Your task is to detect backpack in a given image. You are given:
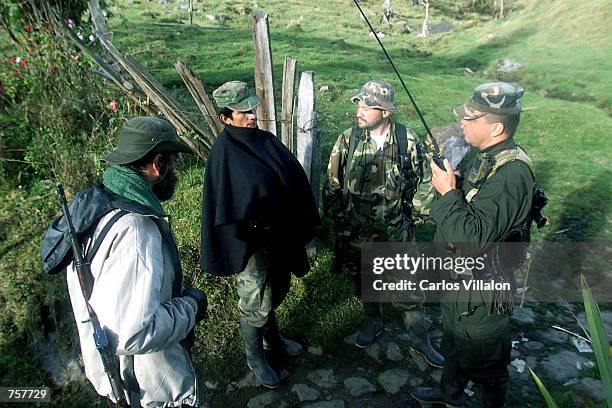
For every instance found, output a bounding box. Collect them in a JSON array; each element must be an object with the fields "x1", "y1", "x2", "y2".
[{"x1": 41, "y1": 185, "x2": 152, "y2": 275}]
